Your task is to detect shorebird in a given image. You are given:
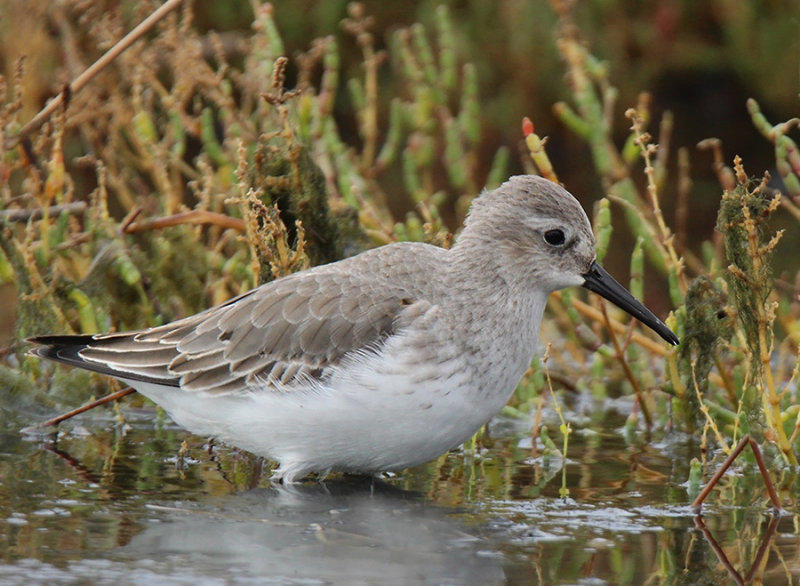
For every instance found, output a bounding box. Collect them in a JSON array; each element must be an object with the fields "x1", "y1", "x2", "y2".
[{"x1": 29, "y1": 175, "x2": 678, "y2": 482}]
